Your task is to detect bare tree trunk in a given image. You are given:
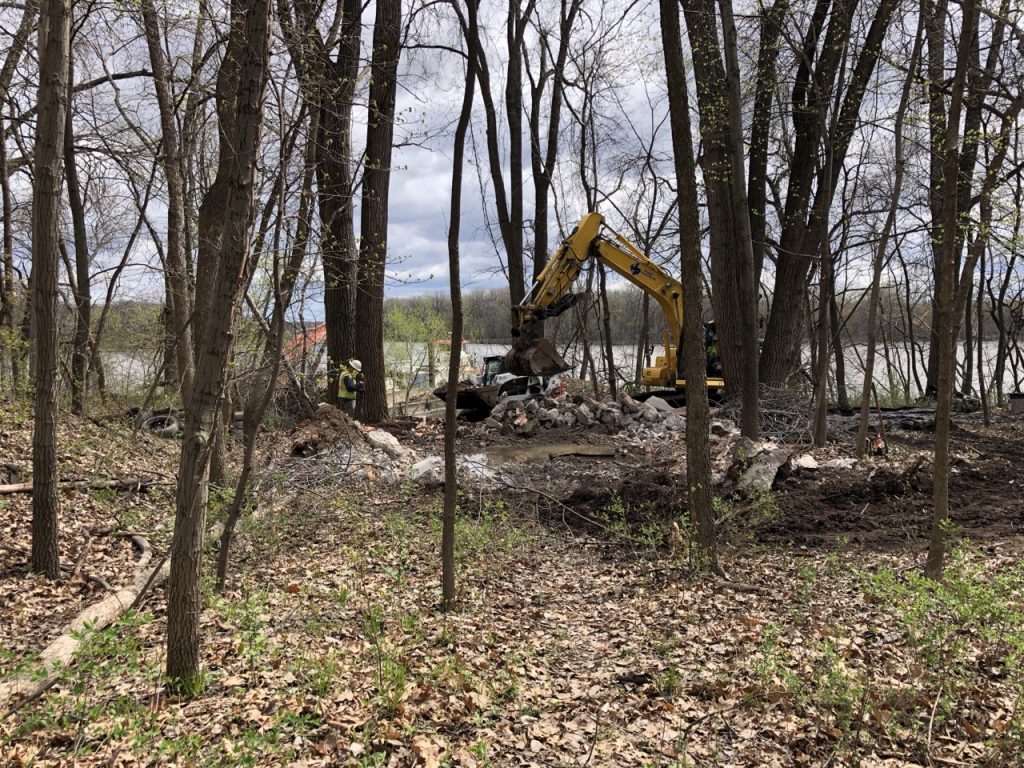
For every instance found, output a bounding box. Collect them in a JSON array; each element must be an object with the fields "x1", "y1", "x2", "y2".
[
  {"x1": 30, "y1": 0, "x2": 70, "y2": 579},
  {"x1": 977, "y1": 241, "x2": 989, "y2": 425},
  {"x1": 760, "y1": 0, "x2": 898, "y2": 385},
  {"x1": 661, "y1": 0, "x2": 719, "y2": 573},
  {"x1": 926, "y1": 0, "x2": 975, "y2": 579},
  {"x1": 0, "y1": 112, "x2": 16, "y2": 393},
  {"x1": 193, "y1": 14, "x2": 248, "y2": 485},
  {"x1": 472, "y1": 0, "x2": 537, "y2": 315},
  {"x1": 167, "y1": 0, "x2": 269, "y2": 689},
  {"x1": 64, "y1": 67, "x2": 91, "y2": 415},
  {"x1": 355, "y1": 0, "x2": 402, "y2": 424},
  {"x1": 217, "y1": 109, "x2": 317, "y2": 591},
  {"x1": 716, "y1": 0, "x2": 760, "y2": 438},
  {"x1": 527, "y1": 0, "x2": 579, "y2": 283},
  {"x1": 812, "y1": 256, "x2": 831, "y2": 446},
  {"x1": 598, "y1": 266, "x2": 616, "y2": 397},
  {"x1": 635, "y1": 293, "x2": 649, "y2": 385},
  {"x1": 747, "y1": 0, "x2": 788, "y2": 285},
  {"x1": 278, "y1": 0, "x2": 362, "y2": 403},
  {"x1": 442, "y1": 0, "x2": 479, "y2": 610},
  {"x1": 857, "y1": 16, "x2": 921, "y2": 456},
  {"x1": 830, "y1": 296, "x2": 849, "y2": 410},
  {"x1": 140, "y1": 0, "x2": 194, "y2": 404},
  {"x1": 1, "y1": 1, "x2": 38, "y2": 393}
]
